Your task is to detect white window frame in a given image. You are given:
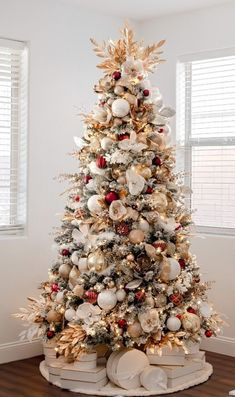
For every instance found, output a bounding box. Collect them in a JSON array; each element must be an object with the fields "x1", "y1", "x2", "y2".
[
  {"x1": 0, "y1": 38, "x2": 28, "y2": 236},
  {"x1": 176, "y1": 47, "x2": 235, "y2": 236}
]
